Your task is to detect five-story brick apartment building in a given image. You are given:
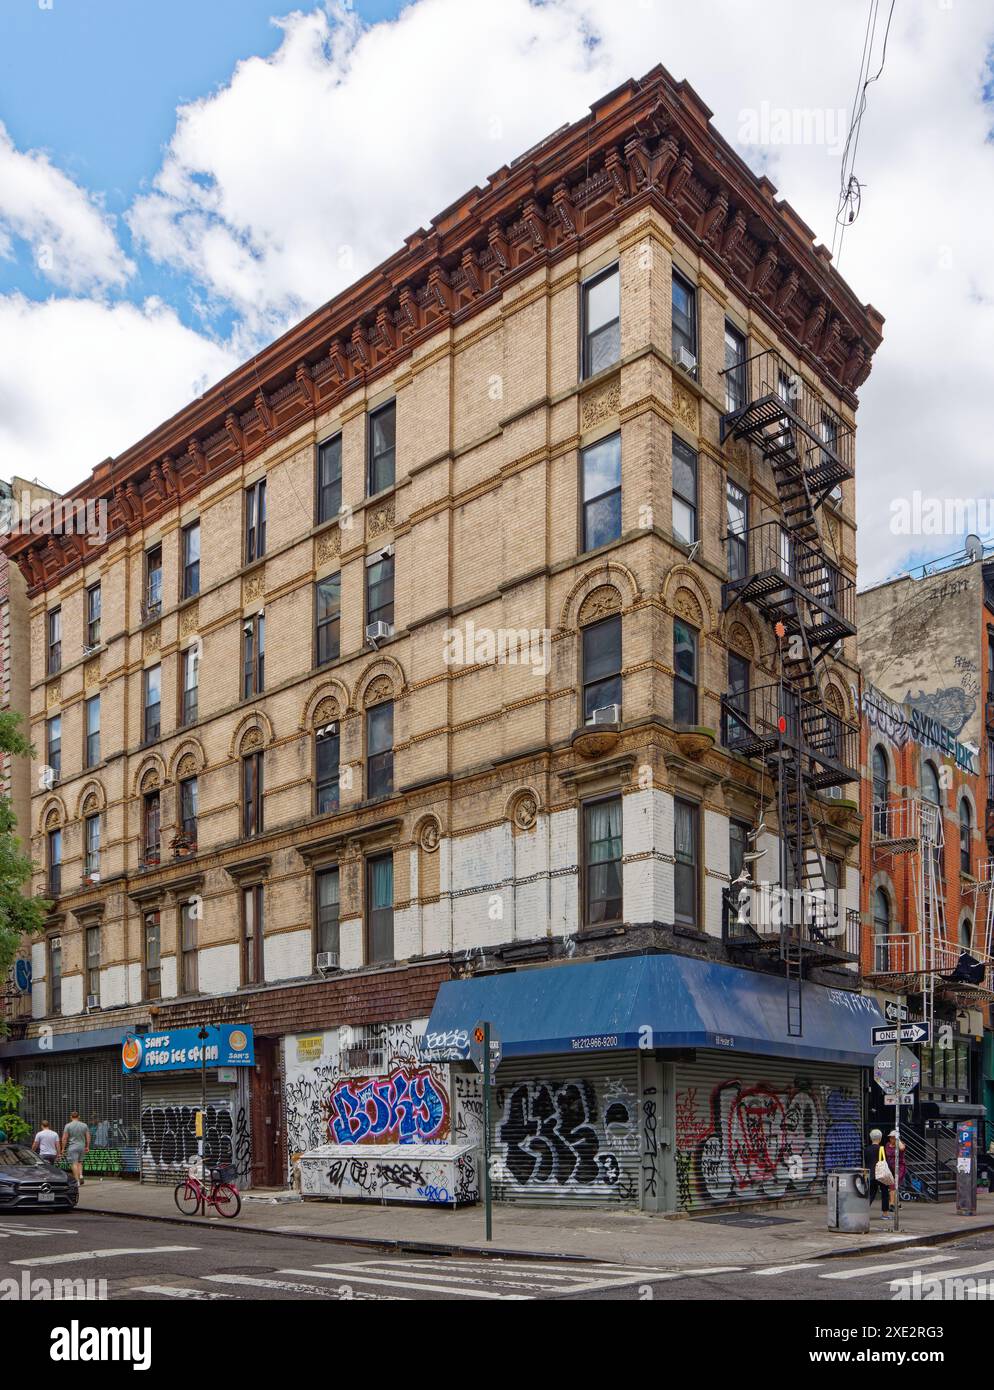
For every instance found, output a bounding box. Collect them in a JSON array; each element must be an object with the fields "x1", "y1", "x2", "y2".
[{"x1": 2, "y1": 67, "x2": 884, "y2": 1209}]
